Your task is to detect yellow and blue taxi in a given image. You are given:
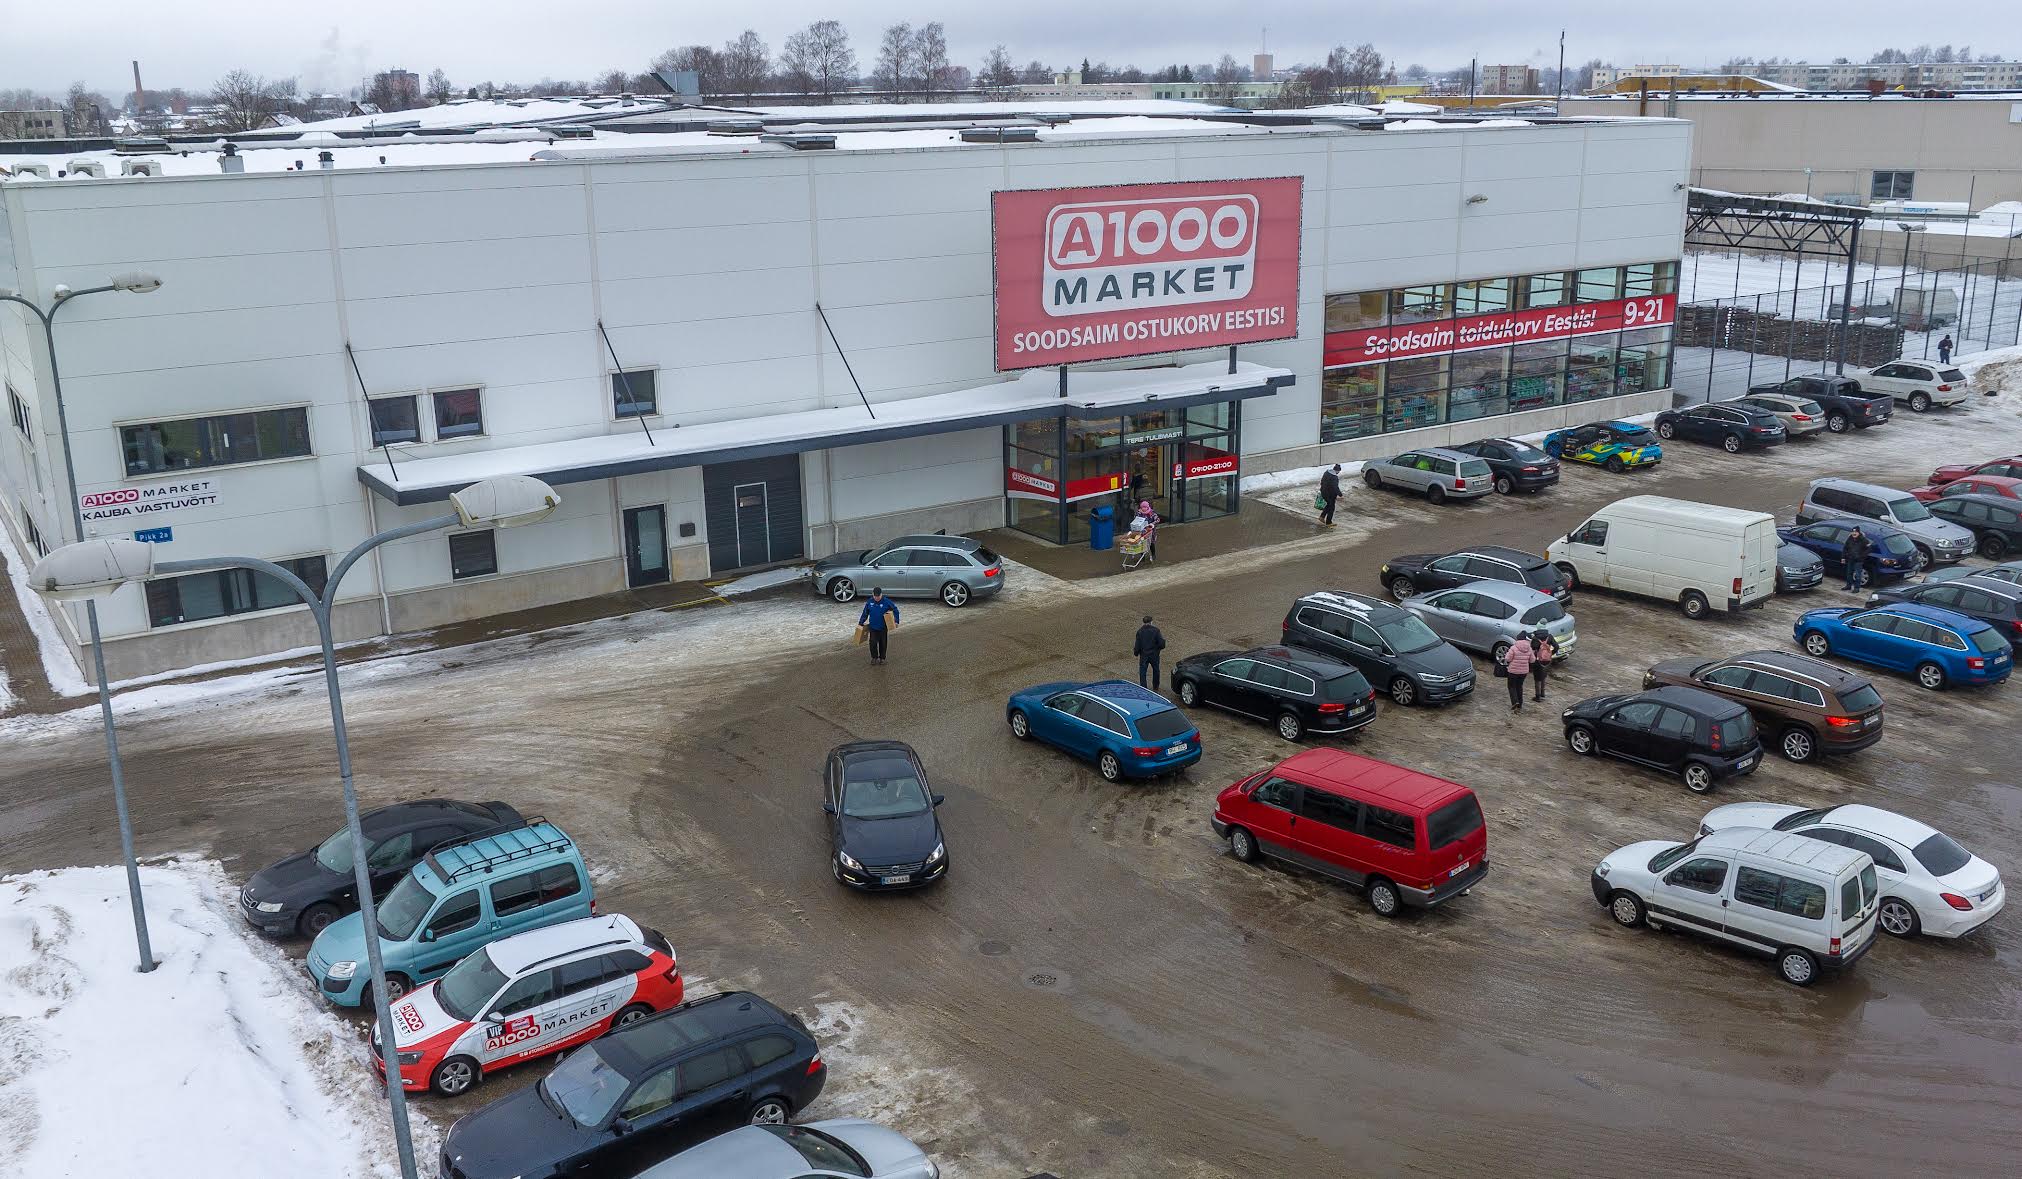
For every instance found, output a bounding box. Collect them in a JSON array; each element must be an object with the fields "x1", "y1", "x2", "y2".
[{"x1": 1543, "y1": 420, "x2": 1664, "y2": 473}]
